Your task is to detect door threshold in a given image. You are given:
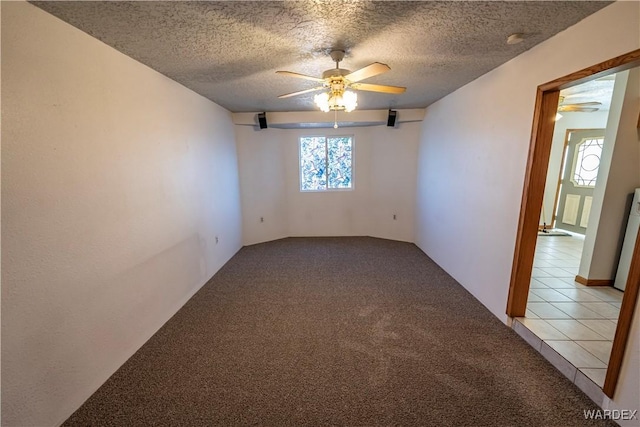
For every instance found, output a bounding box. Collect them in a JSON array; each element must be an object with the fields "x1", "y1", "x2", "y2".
[{"x1": 511, "y1": 317, "x2": 606, "y2": 408}]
